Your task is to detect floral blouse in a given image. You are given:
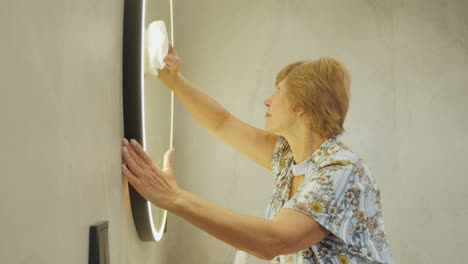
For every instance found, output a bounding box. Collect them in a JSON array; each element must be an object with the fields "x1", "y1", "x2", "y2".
[{"x1": 265, "y1": 135, "x2": 394, "y2": 264}]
